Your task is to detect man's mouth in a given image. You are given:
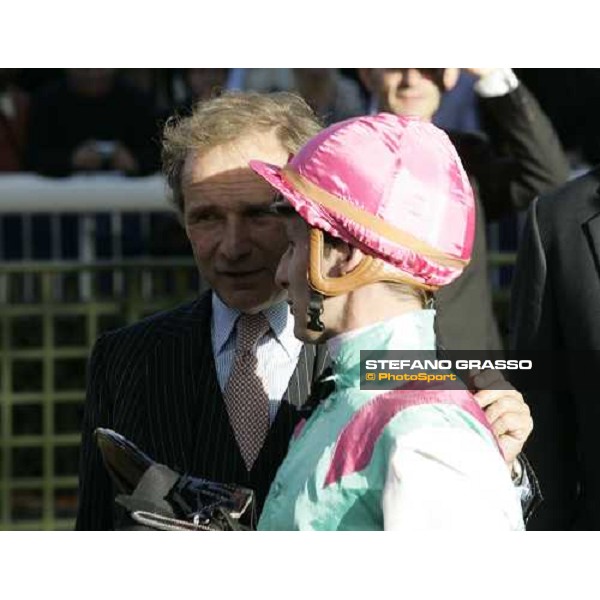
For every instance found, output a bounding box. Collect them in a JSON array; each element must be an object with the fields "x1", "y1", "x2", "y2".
[
  {"x1": 396, "y1": 92, "x2": 423, "y2": 100},
  {"x1": 218, "y1": 269, "x2": 263, "y2": 277}
]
